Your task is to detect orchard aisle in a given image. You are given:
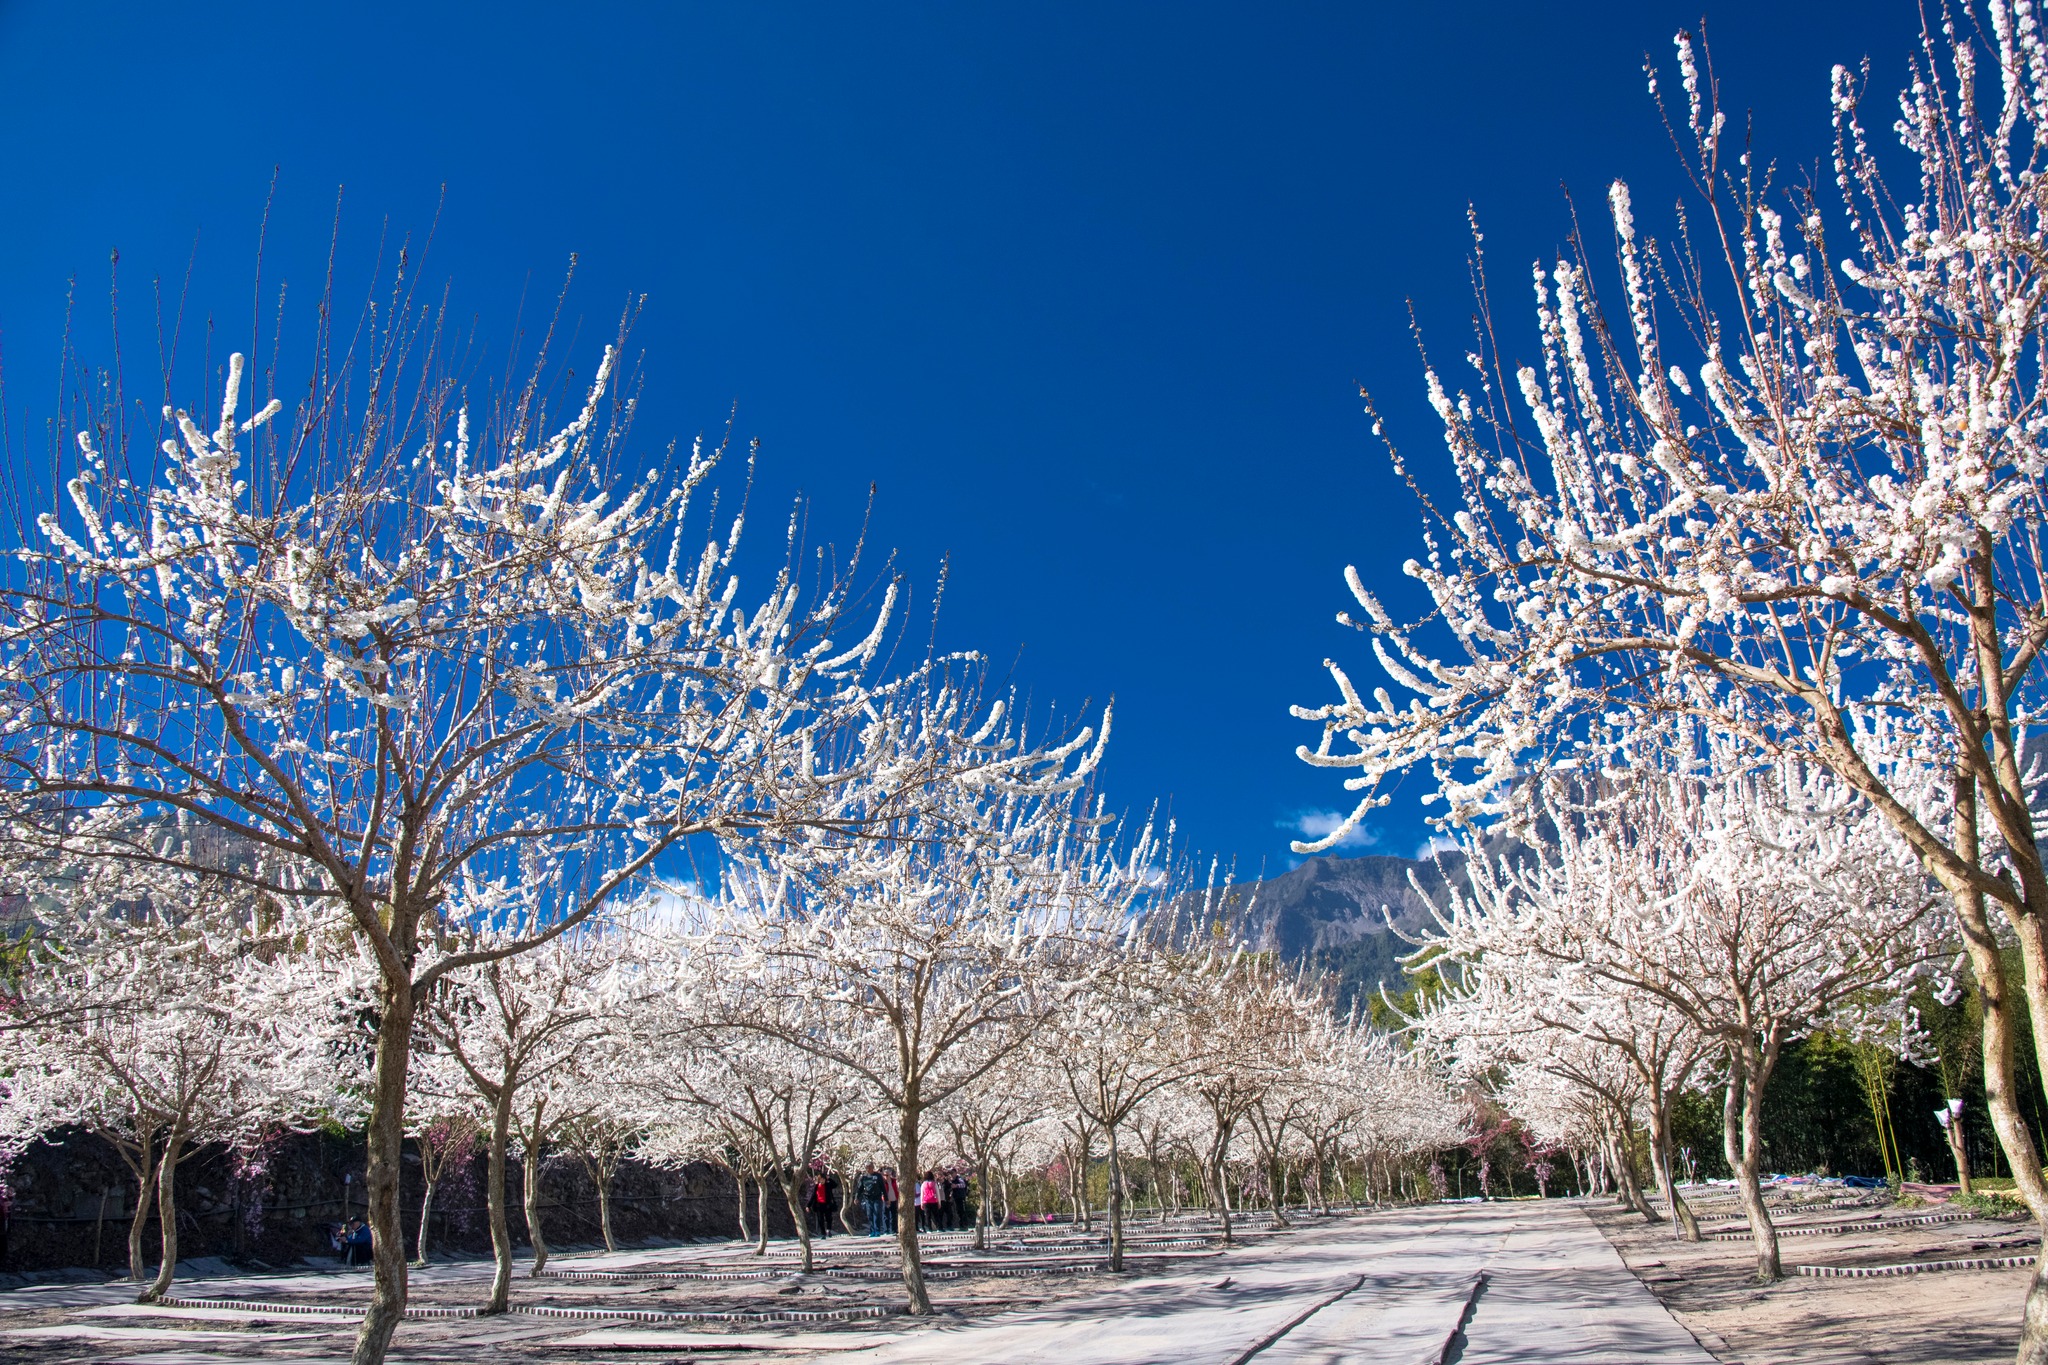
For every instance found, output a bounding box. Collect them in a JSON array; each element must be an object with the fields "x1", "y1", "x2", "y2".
[
  {"x1": 1446, "y1": 1202, "x2": 1717, "y2": 1365},
  {"x1": 834, "y1": 1201, "x2": 1714, "y2": 1365},
  {"x1": 0, "y1": 1202, "x2": 1722, "y2": 1363}
]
